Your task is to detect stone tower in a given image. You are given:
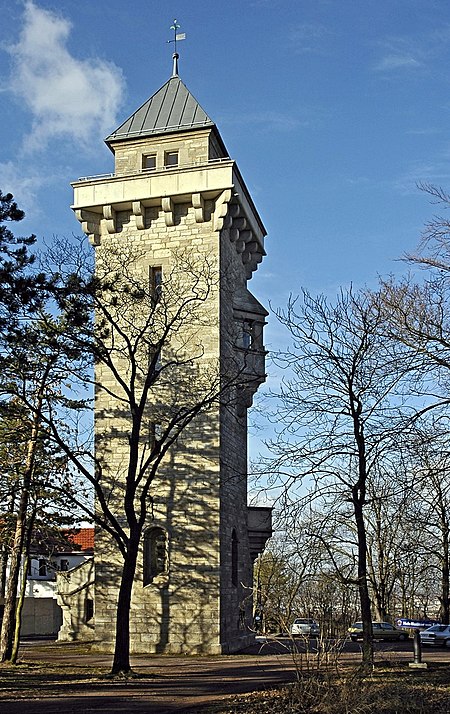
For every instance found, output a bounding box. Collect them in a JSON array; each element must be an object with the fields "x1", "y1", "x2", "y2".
[{"x1": 71, "y1": 62, "x2": 272, "y2": 654}]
